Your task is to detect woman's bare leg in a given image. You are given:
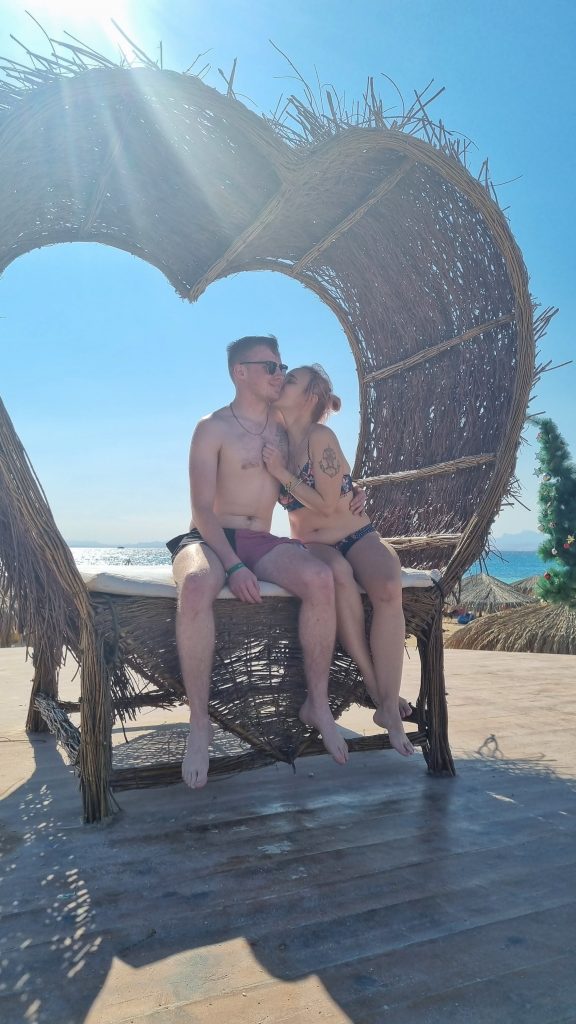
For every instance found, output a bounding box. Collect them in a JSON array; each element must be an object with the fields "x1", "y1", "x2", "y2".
[
  {"x1": 306, "y1": 543, "x2": 379, "y2": 701},
  {"x1": 307, "y1": 542, "x2": 412, "y2": 718},
  {"x1": 346, "y1": 534, "x2": 414, "y2": 756},
  {"x1": 253, "y1": 543, "x2": 348, "y2": 765}
]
